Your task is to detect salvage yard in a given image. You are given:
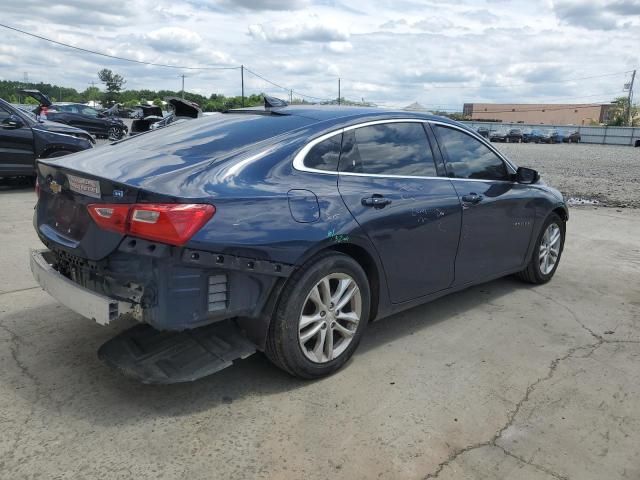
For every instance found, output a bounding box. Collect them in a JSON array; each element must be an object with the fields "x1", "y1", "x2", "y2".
[{"x1": 1, "y1": 142, "x2": 639, "y2": 479}]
